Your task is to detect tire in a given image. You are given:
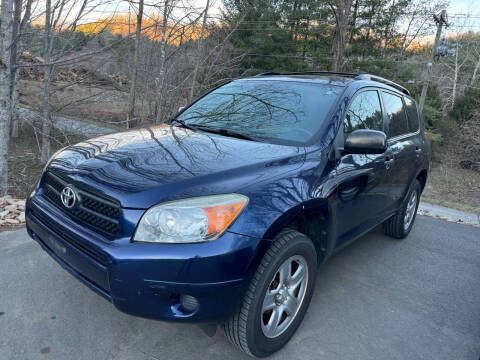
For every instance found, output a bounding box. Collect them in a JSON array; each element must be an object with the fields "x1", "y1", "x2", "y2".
[
  {"x1": 223, "y1": 229, "x2": 317, "y2": 357},
  {"x1": 383, "y1": 179, "x2": 421, "y2": 239}
]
